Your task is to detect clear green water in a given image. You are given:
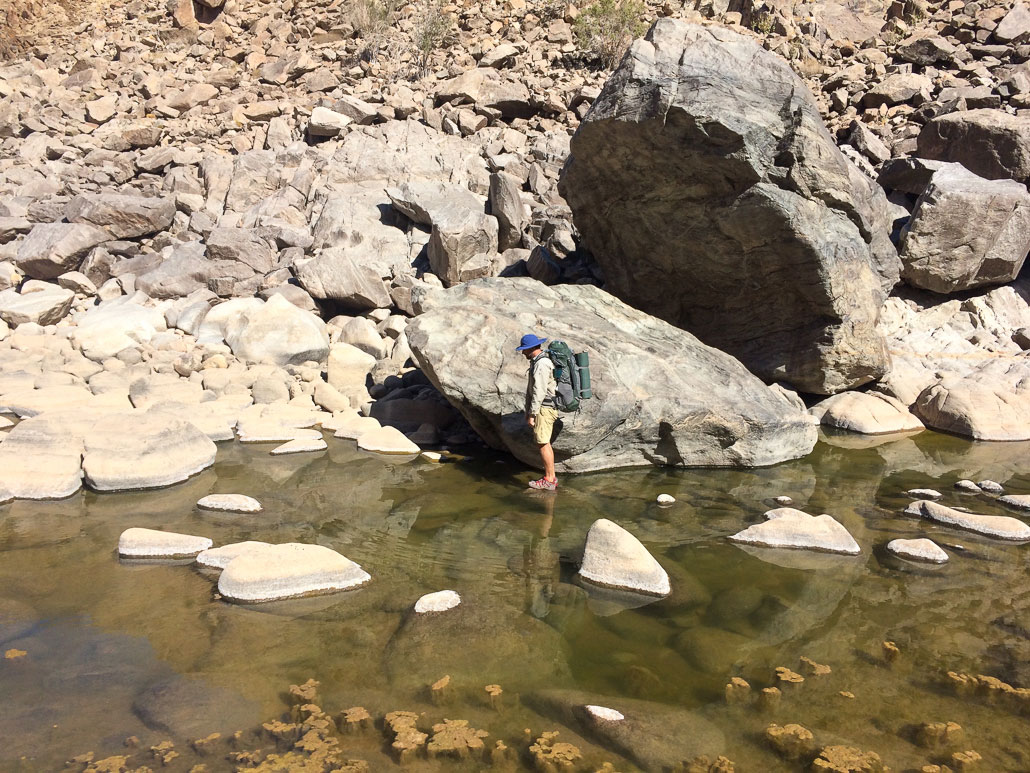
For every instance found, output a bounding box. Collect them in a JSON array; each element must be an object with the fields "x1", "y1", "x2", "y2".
[{"x1": 4, "y1": 430, "x2": 1030, "y2": 771}]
